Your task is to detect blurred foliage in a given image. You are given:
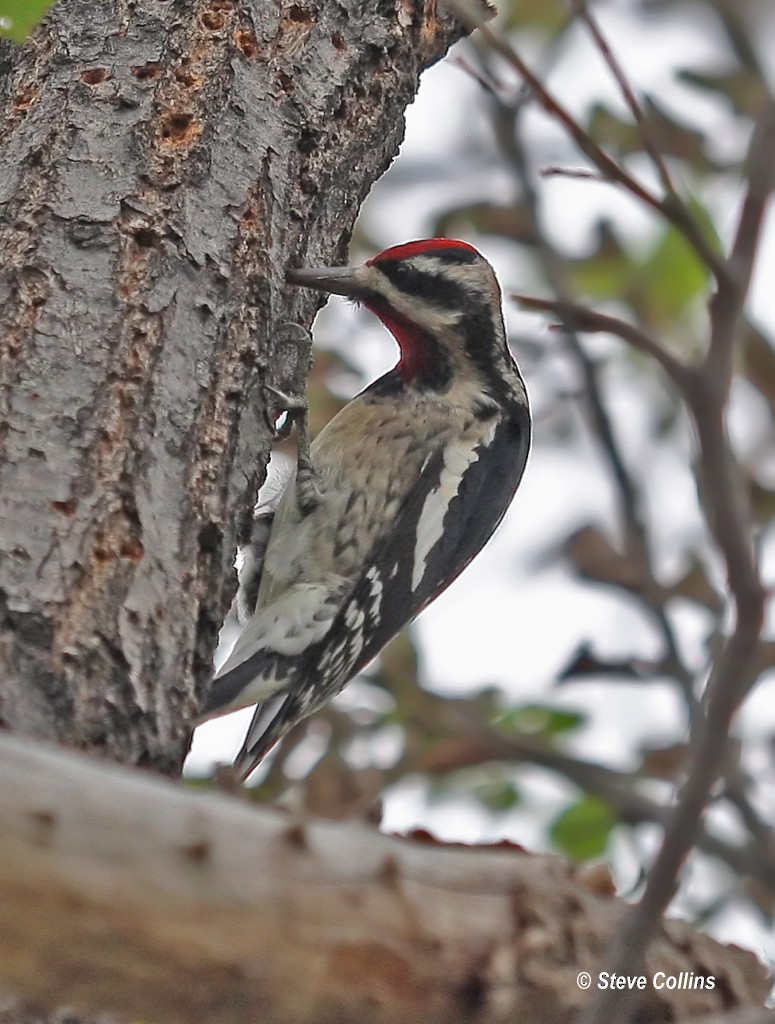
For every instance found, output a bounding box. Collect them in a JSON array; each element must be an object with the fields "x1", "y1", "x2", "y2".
[
  {"x1": 495, "y1": 703, "x2": 586, "y2": 738},
  {"x1": 556, "y1": 200, "x2": 717, "y2": 333},
  {"x1": 497, "y1": 0, "x2": 569, "y2": 34},
  {"x1": 472, "y1": 777, "x2": 522, "y2": 812},
  {"x1": 0, "y1": 0, "x2": 53, "y2": 41},
  {"x1": 199, "y1": 0, "x2": 775, "y2": 937},
  {"x1": 434, "y1": 200, "x2": 538, "y2": 244},
  {"x1": 550, "y1": 795, "x2": 618, "y2": 860},
  {"x1": 676, "y1": 67, "x2": 770, "y2": 119},
  {"x1": 586, "y1": 98, "x2": 728, "y2": 172}
]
